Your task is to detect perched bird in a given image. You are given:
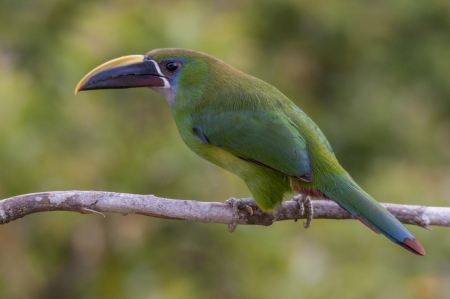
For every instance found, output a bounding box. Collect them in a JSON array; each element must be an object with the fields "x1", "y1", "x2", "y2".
[{"x1": 75, "y1": 48, "x2": 425, "y2": 255}]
